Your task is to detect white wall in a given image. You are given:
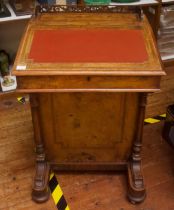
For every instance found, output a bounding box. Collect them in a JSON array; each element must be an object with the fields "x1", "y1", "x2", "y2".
[{"x1": 0, "y1": 19, "x2": 29, "y2": 62}]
